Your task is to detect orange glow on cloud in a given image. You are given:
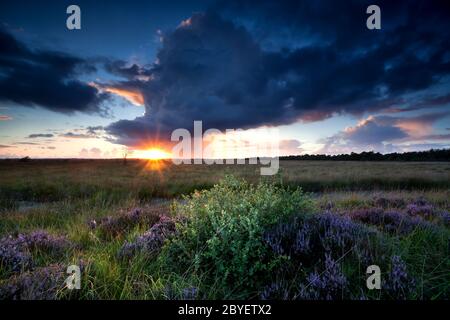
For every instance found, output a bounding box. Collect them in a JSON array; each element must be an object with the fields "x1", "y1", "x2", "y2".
[
  {"x1": 395, "y1": 120, "x2": 433, "y2": 137},
  {"x1": 88, "y1": 82, "x2": 144, "y2": 106},
  {"x1": 0, "y1": 115, "x2": 12, "y2": 121},
  {"x1": 103, "y1": 87, "x2": 145, "y2": 106}
]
